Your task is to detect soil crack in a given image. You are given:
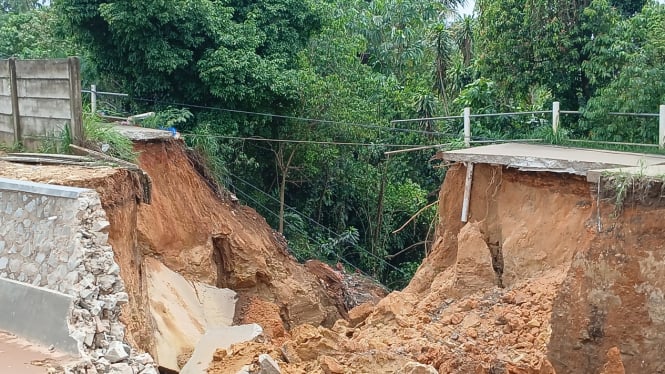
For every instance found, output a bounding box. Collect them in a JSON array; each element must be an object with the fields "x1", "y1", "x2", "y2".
[{"x1": 488, "y1": 241, "x2": 504, "y2": 288}]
